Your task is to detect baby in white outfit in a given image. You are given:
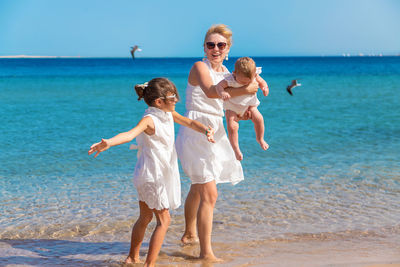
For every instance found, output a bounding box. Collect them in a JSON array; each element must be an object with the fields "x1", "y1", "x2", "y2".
[{"x1": 215, "y1": 57, "x2": 269, "y2": 160}]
